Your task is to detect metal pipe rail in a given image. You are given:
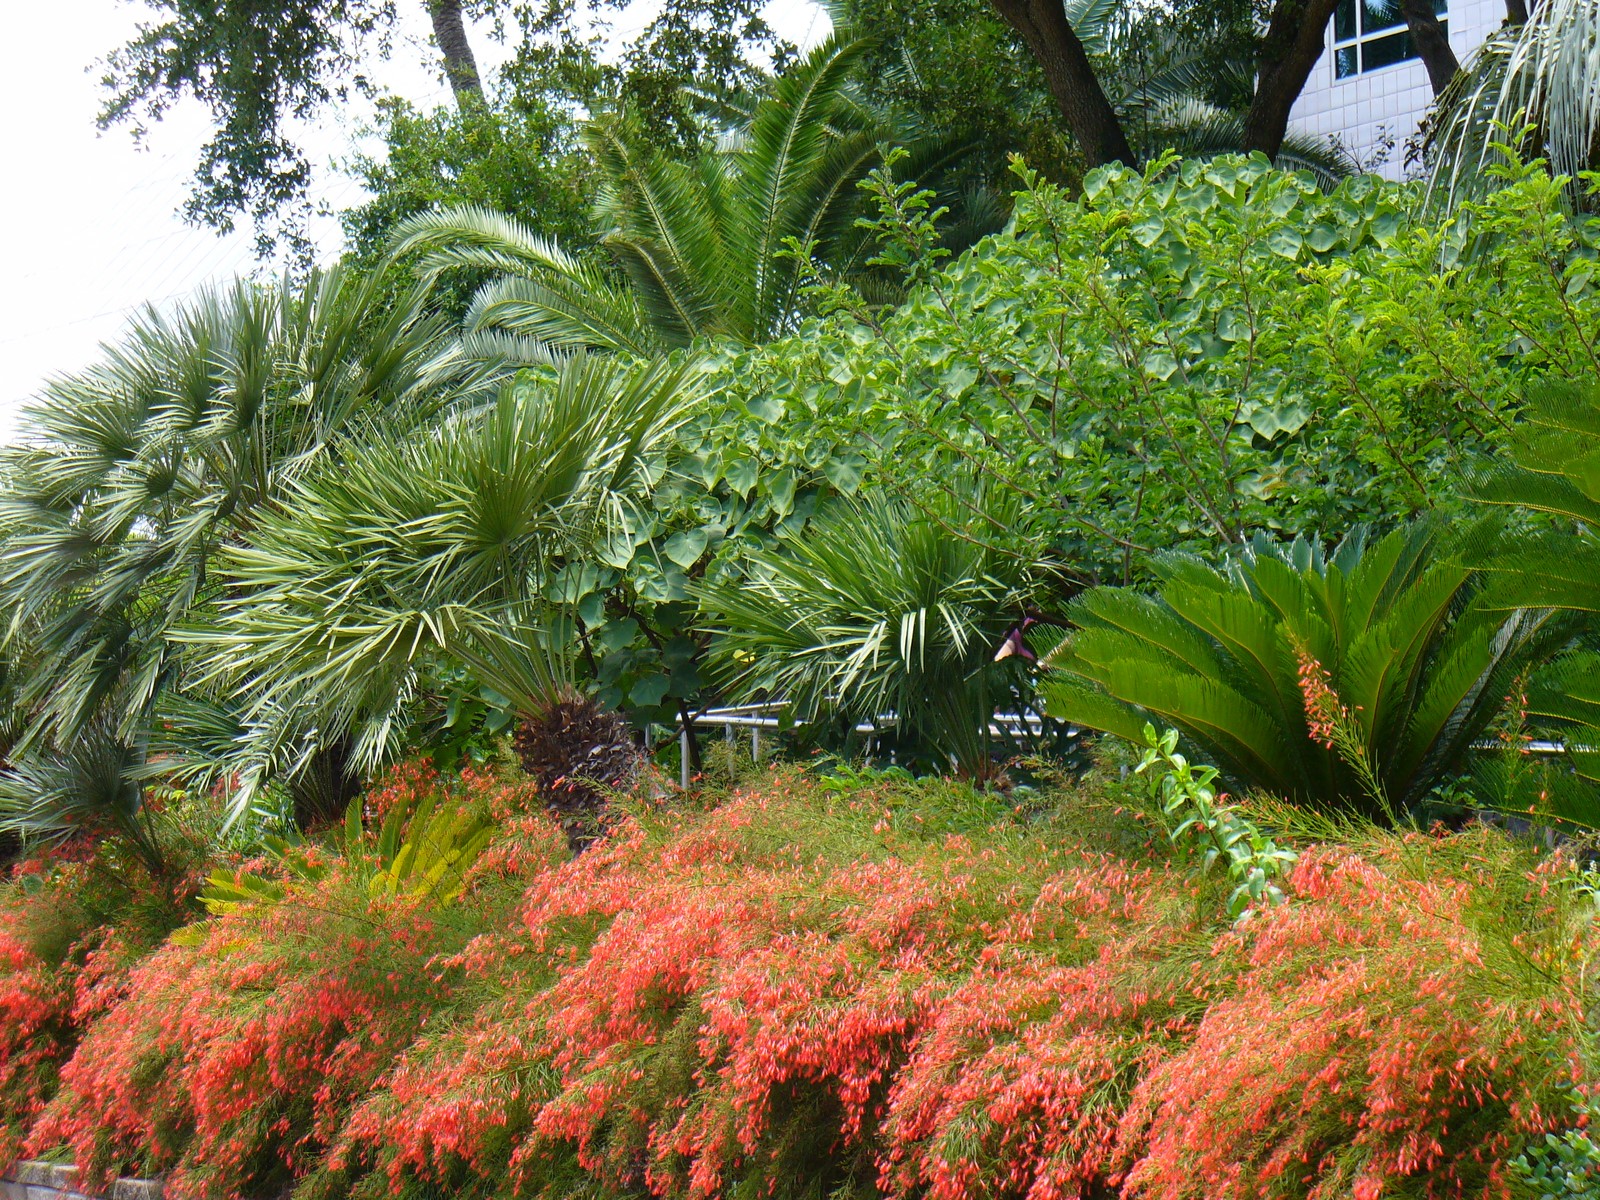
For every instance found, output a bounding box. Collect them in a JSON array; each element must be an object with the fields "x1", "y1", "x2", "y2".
[{"x1": 662, "y1": 703, "x2": 1063, "y2": 790}]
